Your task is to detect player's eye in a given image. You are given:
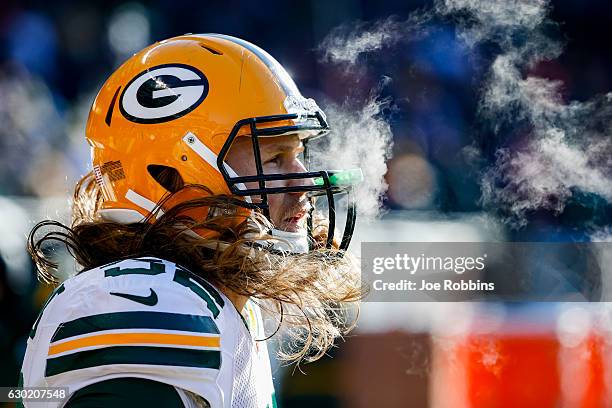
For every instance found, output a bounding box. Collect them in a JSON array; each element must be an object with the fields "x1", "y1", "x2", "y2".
[{"x1": 264, "y1": 155, "x2": 280, "y2": 165}]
